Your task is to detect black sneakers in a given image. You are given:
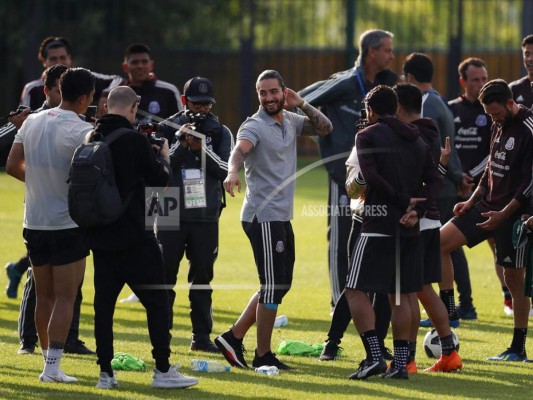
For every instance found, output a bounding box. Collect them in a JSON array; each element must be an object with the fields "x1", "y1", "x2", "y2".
[
  {"x1": 214, "y1": 329, "x2": 249, "y2": 368},
  {"x1": 17, "y1": 342, "x2": 36, "y2": 355},
  {"x1": 252, "y1": 350, "x2": 291, "y2": 370},
  {"x1": 64, "y1": 339, "x2": 96, "y2": 355},
  {"x1": 190, "y1": 340, "x2": 220, "y2": 353},
  {"x1": 319, "y1": 340, "x2": 341, "y2": 361},
  {"x1": 381, "y1": 365, "x2": 409, "y2": 379},
  {"x1": 381, "y1": 346, "x2": 394, "y2": 361},
  {"x1": 348, "y1": 358, "x2": 387, "y2": 380}
]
